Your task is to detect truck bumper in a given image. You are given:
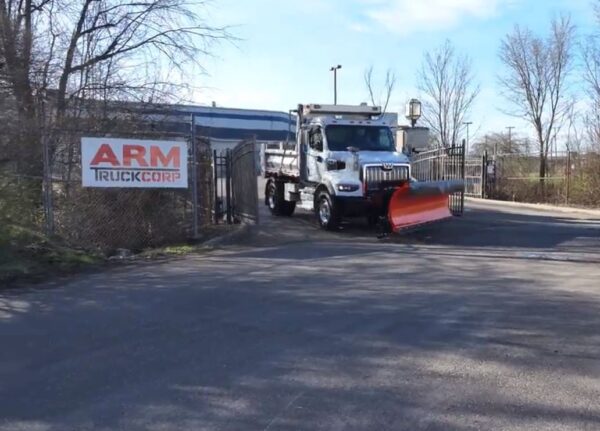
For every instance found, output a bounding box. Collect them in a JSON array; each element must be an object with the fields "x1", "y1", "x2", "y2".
[{"x1": 334, "y1": 195, "x2": 386, "y2": 217}]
